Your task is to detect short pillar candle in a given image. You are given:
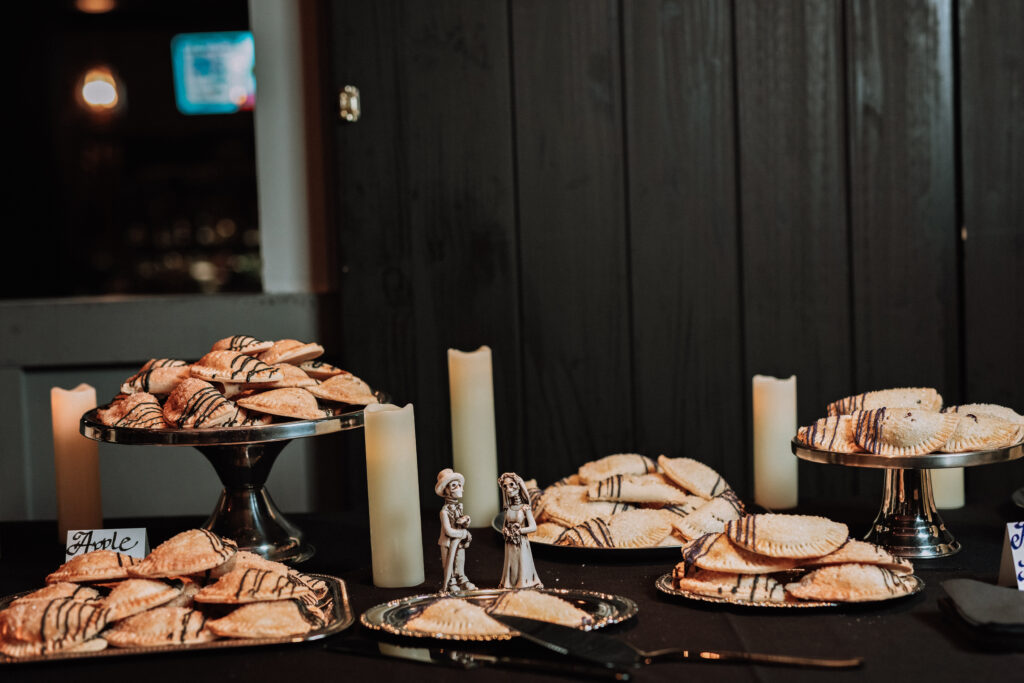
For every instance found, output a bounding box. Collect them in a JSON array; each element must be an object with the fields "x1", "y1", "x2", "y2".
[{"x1": 363, "y1": 403, "x2": 425, "y2": 588}]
